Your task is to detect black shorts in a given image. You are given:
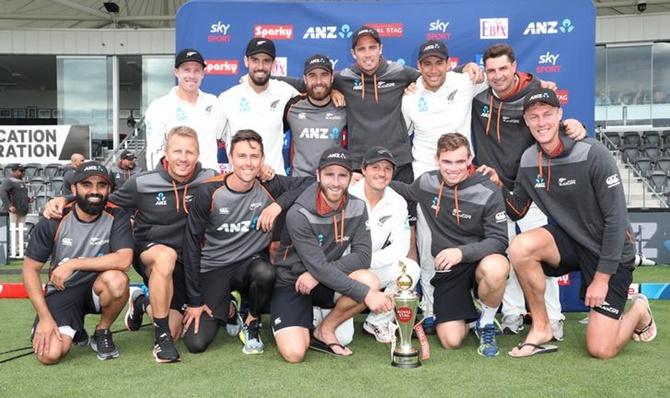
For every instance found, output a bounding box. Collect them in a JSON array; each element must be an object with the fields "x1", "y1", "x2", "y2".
[
  {"x1": 270, "y1": 284, "x2": 336, "y2": 333},
  {"x1": 541, "y1": 224, "x2": 634, "y2": 320},
  {"x1": 201, "y1": 254, "x2": 269, "y2": 321},
  {"x1": 133, "y1": 241, "x2": 187, "y2": 313},
  {"x1": 32, "y1": 278, "x2": 99, "y2": 339},
  {"x1": 393, "y1": 163, "x2": 416, "y2": 225},
  {"x1": 431, "y1": 262, "x2": 480, "y2": 324}
]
